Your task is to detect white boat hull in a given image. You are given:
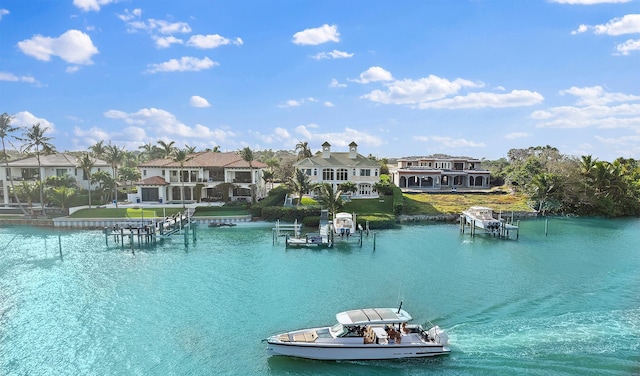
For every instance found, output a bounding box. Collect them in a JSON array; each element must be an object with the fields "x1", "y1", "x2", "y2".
[{"x1": 266, "y1": 341, "x2": 450, "y2": 360}]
